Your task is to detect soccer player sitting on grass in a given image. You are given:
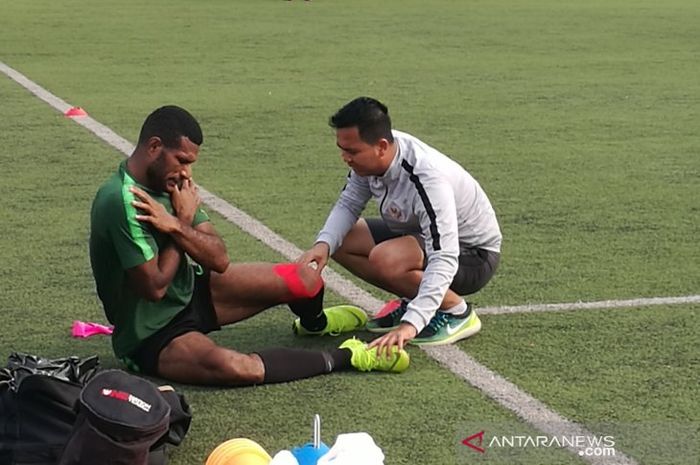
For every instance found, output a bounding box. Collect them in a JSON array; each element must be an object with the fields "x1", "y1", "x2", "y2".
[
  {"x1": 297, "y1": 97, "x2": 502, "y2": 355},
  {"x1": 88, "y1": 105, "x2": 409, "y2": 386}
]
